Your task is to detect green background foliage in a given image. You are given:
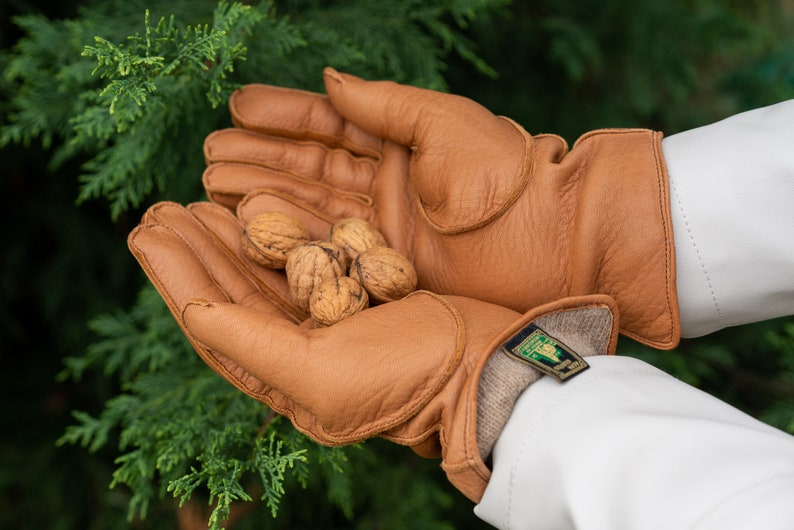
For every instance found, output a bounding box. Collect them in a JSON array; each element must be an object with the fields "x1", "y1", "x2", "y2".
[{"x1": 1, "y1": 0, "x2": 793, "y2": 528}]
